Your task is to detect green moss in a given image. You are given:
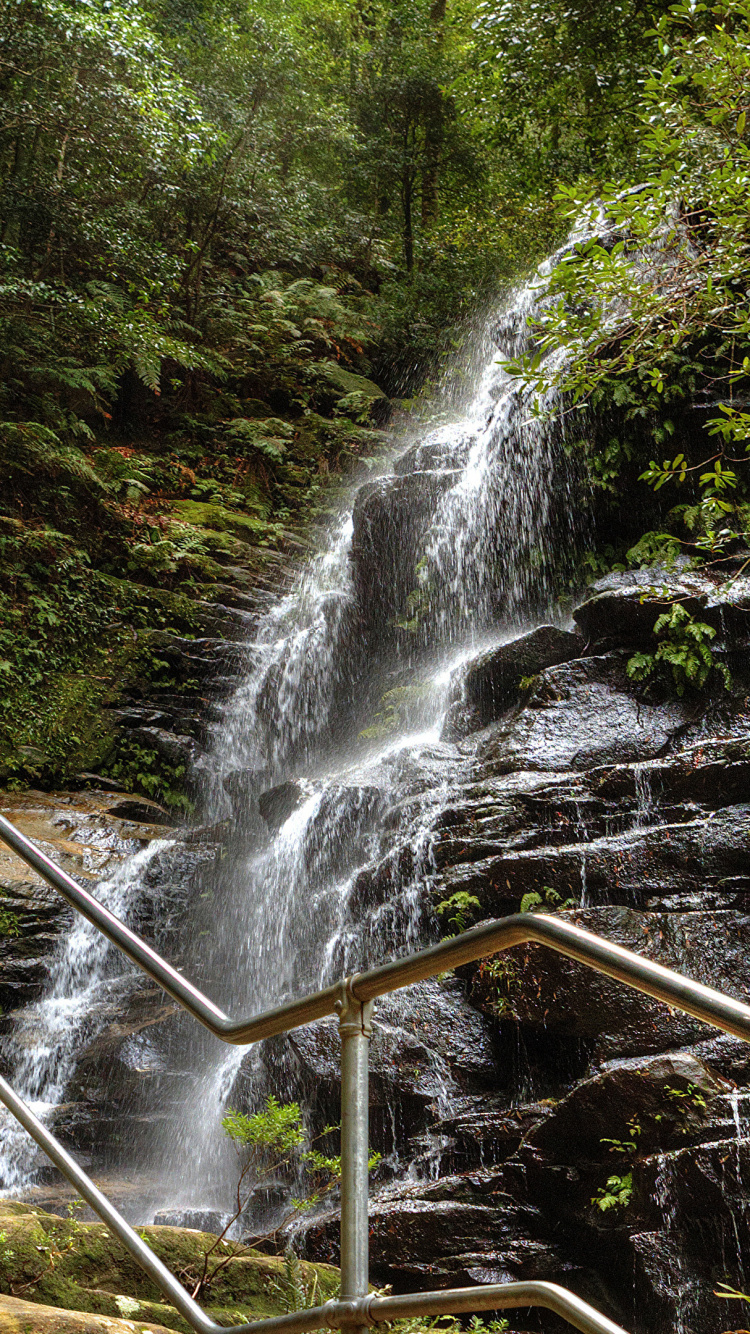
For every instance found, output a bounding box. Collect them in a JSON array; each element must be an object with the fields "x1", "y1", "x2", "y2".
[
  {"x1": 0, "y1": 631, "x2": 143, "y2": 786},
  {"x1": 170, "y1": 501, "x2": 279, "y2": 544},
  {"x1": 0, "y1": 1204, "x2": 339, "y2": 1334}
]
